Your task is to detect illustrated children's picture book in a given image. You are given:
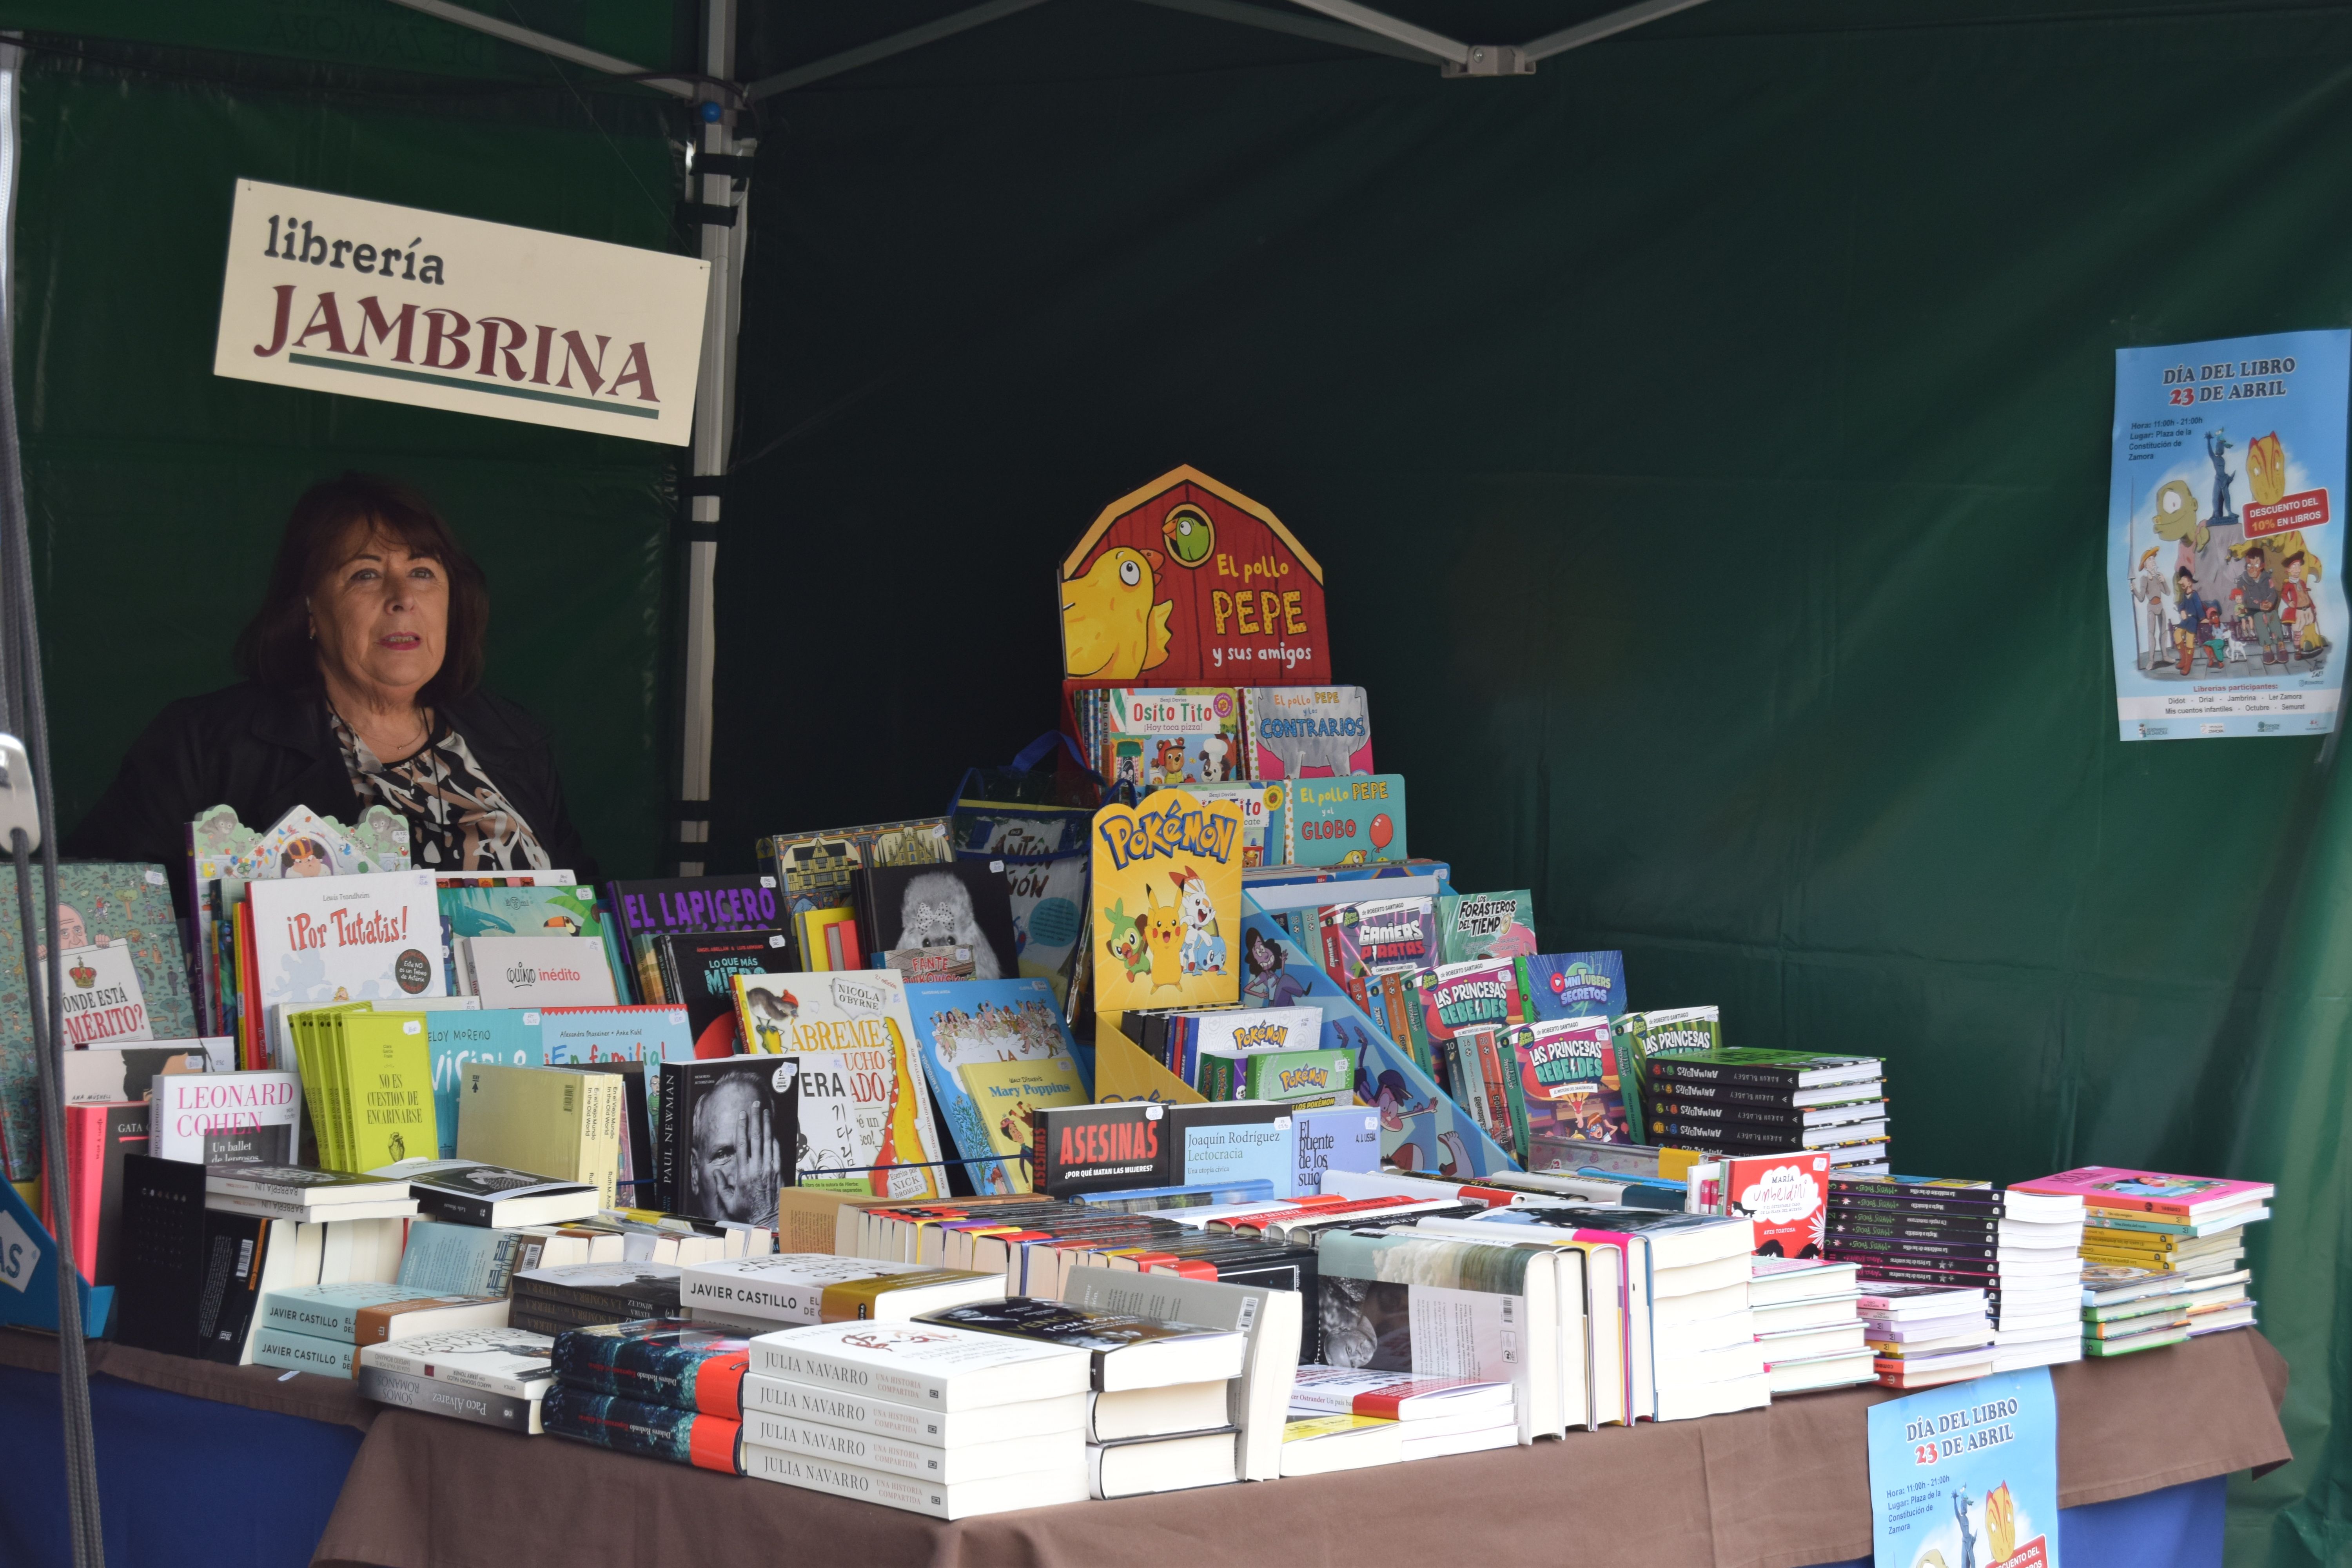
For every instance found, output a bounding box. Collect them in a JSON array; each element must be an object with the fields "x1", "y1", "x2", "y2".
[
  {"x1": 1518, "y1": 951, "x2": 1628, "y2": 1024},
  {"x1": 948, "y1": 803, "x2": 1089, "y2": 1000},
  {"x1": 1436, "y1": 892, "x2": 1536, "y2": 965},
  {"x1": 437, "y1": 883, "x2": 599, "y2": 994},
  {"x1": 1244, "y1": 686, "x2": 1374, "y2": 780},
  {"x1": 1058, "y1": 465, "x2": 1331, "y2": 686},
  {"x1": 1089, "y1": 788, "x2": 1247, "y2": 1014},
  {"x1": 1494, "y1": 1016, "x2": 1636, "y2": 1157},
  {"x1": 1093, "y1": 688, "x2": 1245, "y2": 790},
  {"x1": 904, "y1": 978, "x2": 1090, "y2": 1195},
  {"x1": 1186, "y1": 784, "x2": 1274, "y2": 869},
  {"x1": 727, "y1": 968, "x2": 946, "y2": 1201},
  {"x1": 247, "y1": 869, "x2": 446, "y2": 1070},
  {"x1": 1266, "y1": 776, "x2": 1406, "y2": 867}
]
